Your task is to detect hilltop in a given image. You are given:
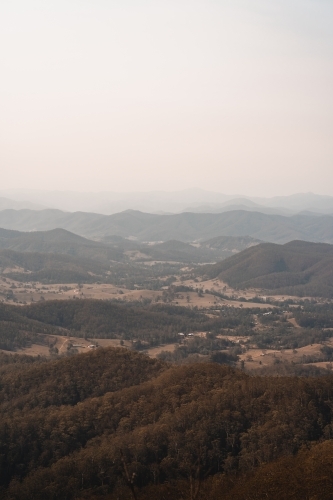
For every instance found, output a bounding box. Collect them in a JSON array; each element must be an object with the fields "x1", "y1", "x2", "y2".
[
  {"x1": 2, "y1": 189, "x2": 333, "y2": 215},
  {"x1": 203, "y1": 240, "x2": 333, "y2": 297},
  {"x1": 0, "y1": 228, "x2": 129, "y2": 284},
  {"x1": 0, "y1": 227, "x2": 124, "y2": 263}
]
